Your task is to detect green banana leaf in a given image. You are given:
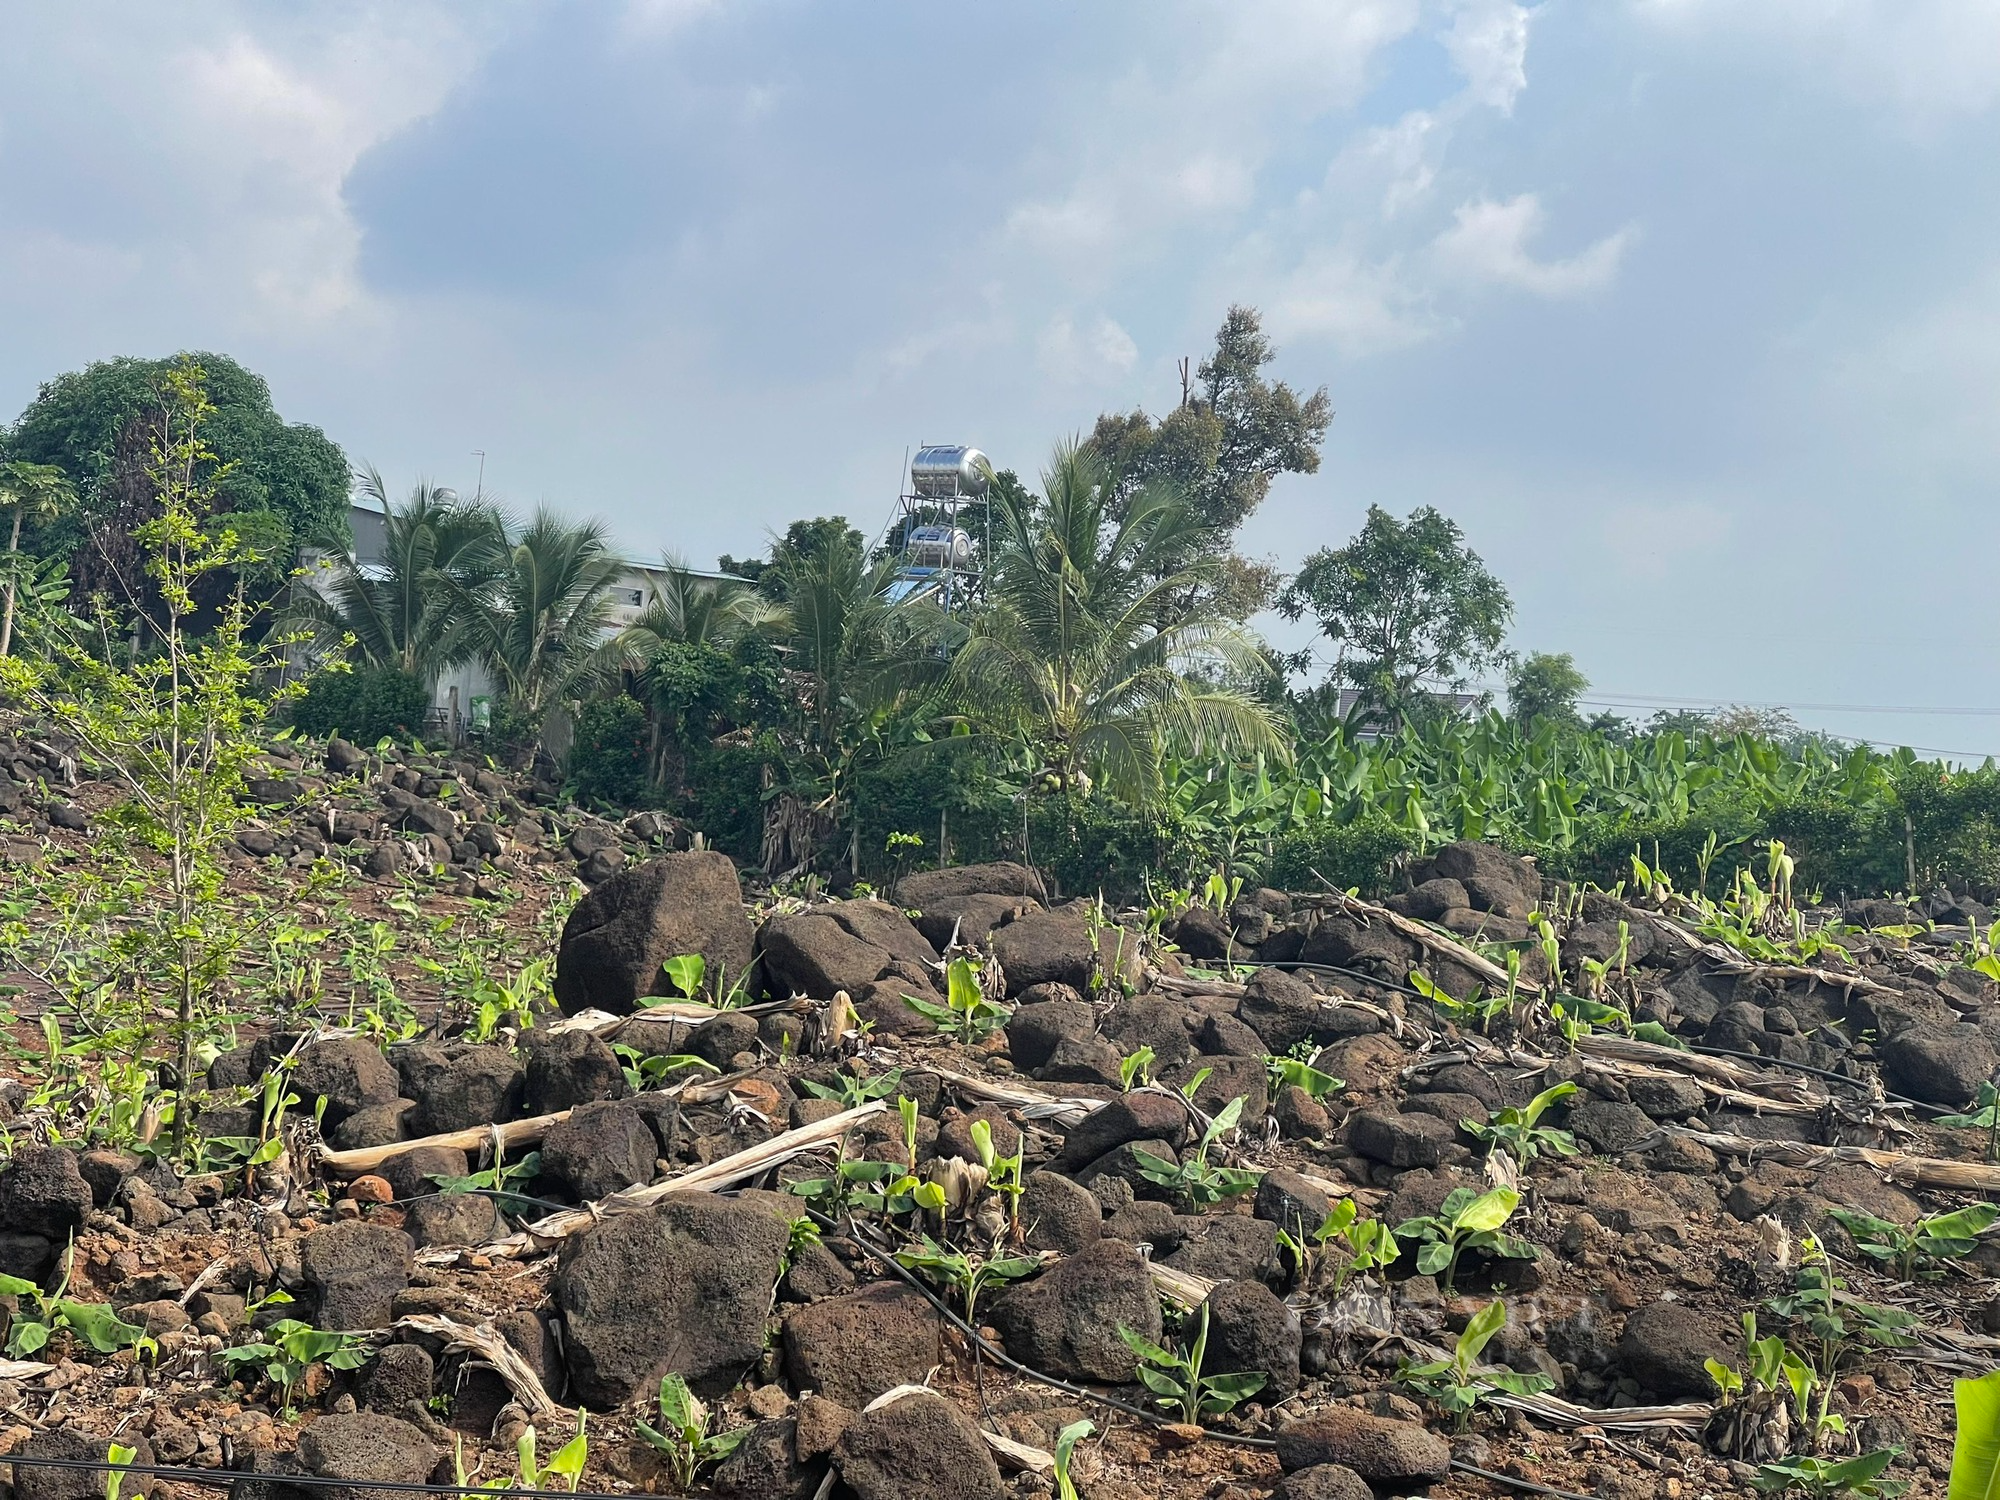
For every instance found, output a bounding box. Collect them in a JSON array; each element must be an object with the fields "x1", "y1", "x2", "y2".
[{"x1": 1951, "y1": 1369, "x2": 2000, "y2": 1500}]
